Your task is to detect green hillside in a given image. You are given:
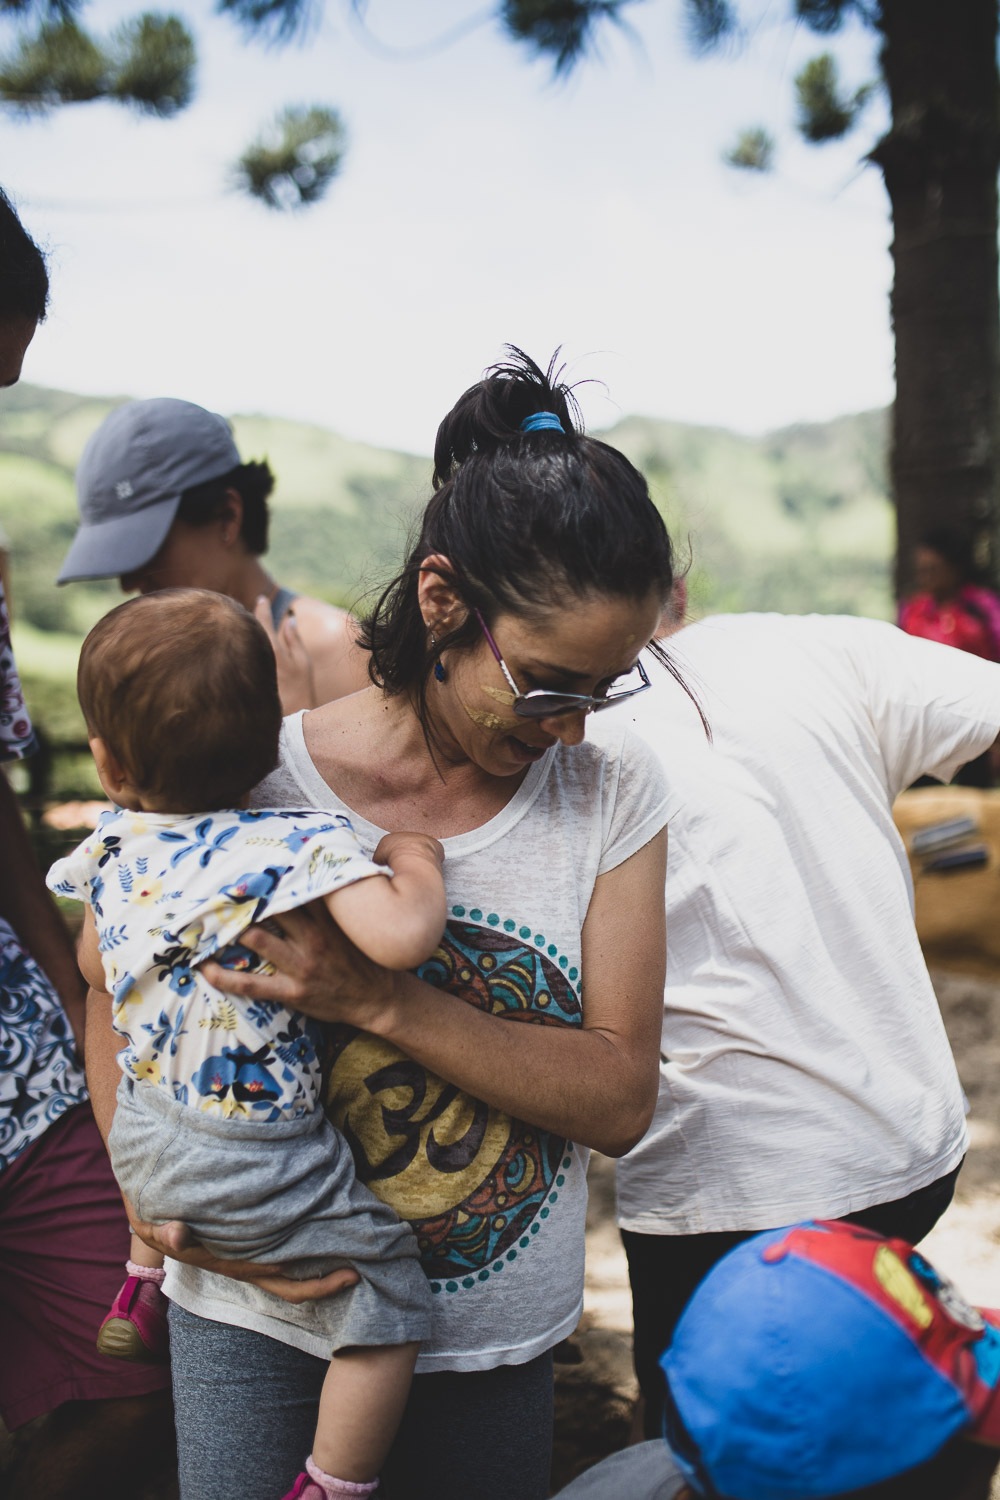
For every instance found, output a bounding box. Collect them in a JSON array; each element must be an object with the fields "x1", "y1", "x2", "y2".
[
  {"x1": 0, "y1": 383, "x2": 431, "y2": 641},
  {"x1": 0, "y1": 382, "x2": 894, "y2": 803},
  {"x1": 608, "y1": 409, "x2": 892, "y2": 619}
]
